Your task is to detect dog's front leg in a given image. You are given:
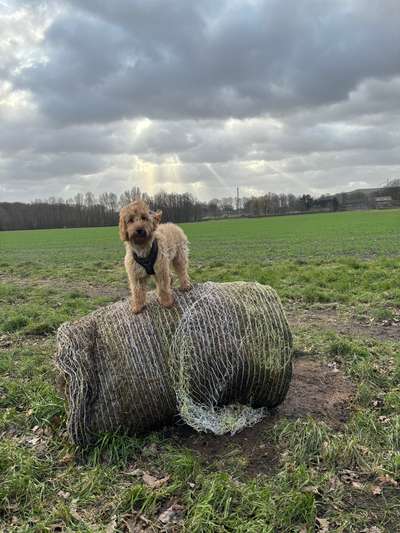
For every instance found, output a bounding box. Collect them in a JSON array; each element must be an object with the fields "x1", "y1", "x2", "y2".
[
  {"x1": 155, "y1": 263, "x2": 174, "y2": 308},
  {"x1": 129, "y1": 277, "x2": 147, "y2": 314}
]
